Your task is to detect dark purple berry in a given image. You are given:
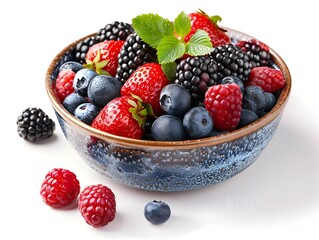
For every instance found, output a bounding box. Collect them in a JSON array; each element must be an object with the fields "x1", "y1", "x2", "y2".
[{"x1": 144, "y1": 200, "x2": 171, "y2": 225}]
